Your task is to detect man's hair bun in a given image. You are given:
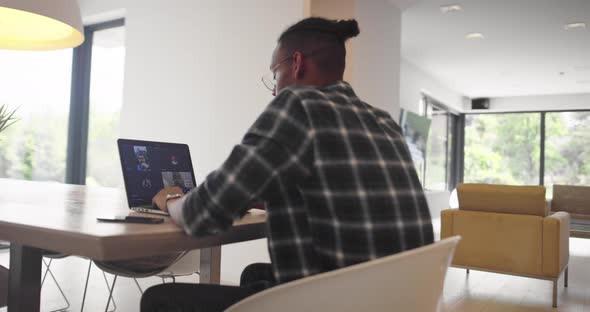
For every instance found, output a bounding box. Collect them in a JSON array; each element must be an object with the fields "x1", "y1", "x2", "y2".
[
  {"x1": 334, "y1": 20, "x2": 360, "y2": 41},
  {"x1": 277, "y1": 17, "x2": 360, "y2": 74},
  {"x1": 279, "y1": 17, "x2": 361, "y2": 44}
]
